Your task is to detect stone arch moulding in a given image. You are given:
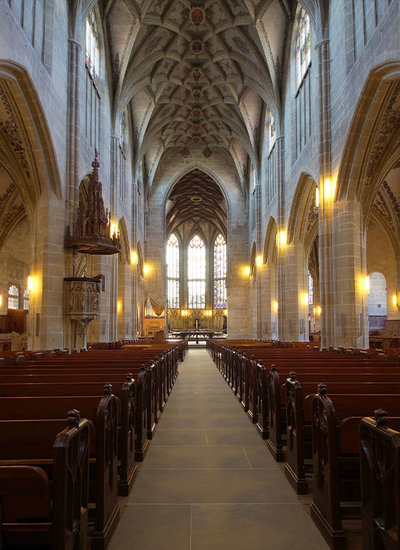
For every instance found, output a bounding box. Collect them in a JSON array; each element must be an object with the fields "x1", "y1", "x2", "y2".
[
  {"x1": 287, "y1": 172, "x2": 318, "y2": 246},
  {"x1": 0, "y1": 61, "x2": 62, "y2": 204},
  {"x1": 157, "y1": 159, "x2": 241, "y2": 220},
  {"x1": 118, "y1": 217, "x2": 130, "y2": 265},
  {"x1": 336, "y1": 61, "x2": 400, "y2": 213},
  {"x1": 250, "y1": 242, "x2": 257, "y2": 277},
  {"x1": 137, "y1": 241, "x2": 144, "y2": 279},
  {"x1": 263, "y1": 217, "x2": 278, "y2": 265}
]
